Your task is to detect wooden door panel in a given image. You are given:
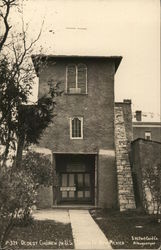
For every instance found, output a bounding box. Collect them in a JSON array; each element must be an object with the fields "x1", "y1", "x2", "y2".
[{"x1": 60, "y1": 172, "x2": 92, "y2": 202}]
